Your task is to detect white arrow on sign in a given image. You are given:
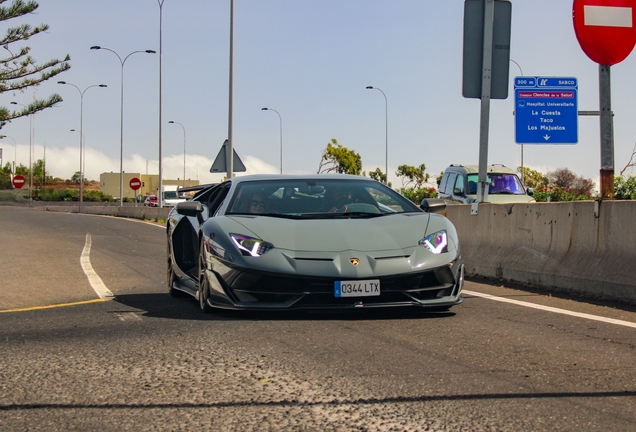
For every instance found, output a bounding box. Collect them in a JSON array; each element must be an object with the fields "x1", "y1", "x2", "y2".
[{"x1": 543, "y1": 134, "x2": 551, "y2": 141}]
